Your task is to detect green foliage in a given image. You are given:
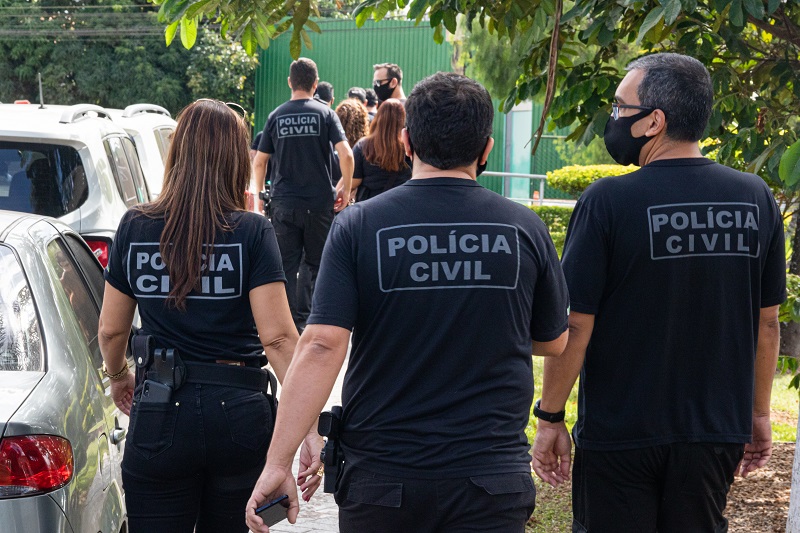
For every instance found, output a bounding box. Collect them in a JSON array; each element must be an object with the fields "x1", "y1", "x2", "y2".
[
  {"x1": 546, "y1": 164, "x2": 636, "y2": 197},
  {"x1": 457, "y1": 18, "x2": 530, "y2": 100},
  {"x1": 781, "y1": 273, "x2": 800, "y2": 325},
  {"x1": 186, "y1": 27, "x2": 259, "y2": 116},
  {"x1": 553, "y1": 136, "x2": 616, "y2": 166},
  {"x1": 530, "y1": 205, "x2": 573, "y2": 257},
  {"x1": 0, "y1": 2, "x2": 259, "y2": 115},
  {"x1": 345, "y1": 0, "x2": 800, "y2": 211}
]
